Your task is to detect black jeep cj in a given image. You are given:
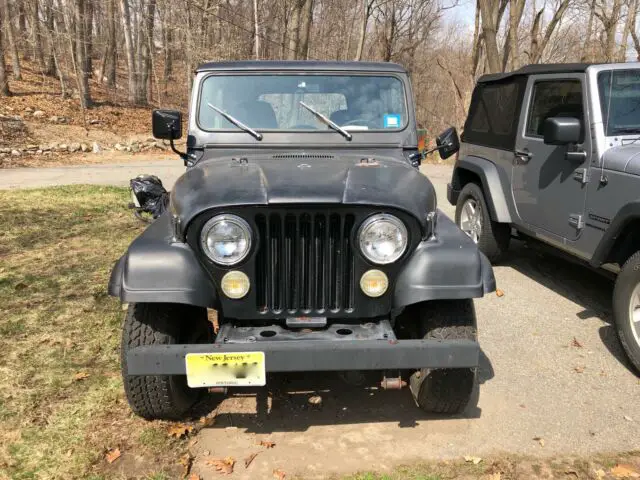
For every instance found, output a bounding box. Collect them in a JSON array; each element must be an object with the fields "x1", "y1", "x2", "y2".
[{"x1": 108, "y1": 61, "x2": 496, "y2": 420}]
